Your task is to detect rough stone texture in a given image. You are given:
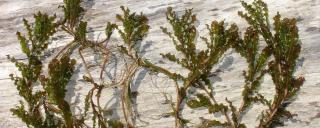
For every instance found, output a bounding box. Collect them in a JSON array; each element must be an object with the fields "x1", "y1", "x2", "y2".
[{"x1": 0, "y1": 0, "x2": 319, "y2": 127}]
